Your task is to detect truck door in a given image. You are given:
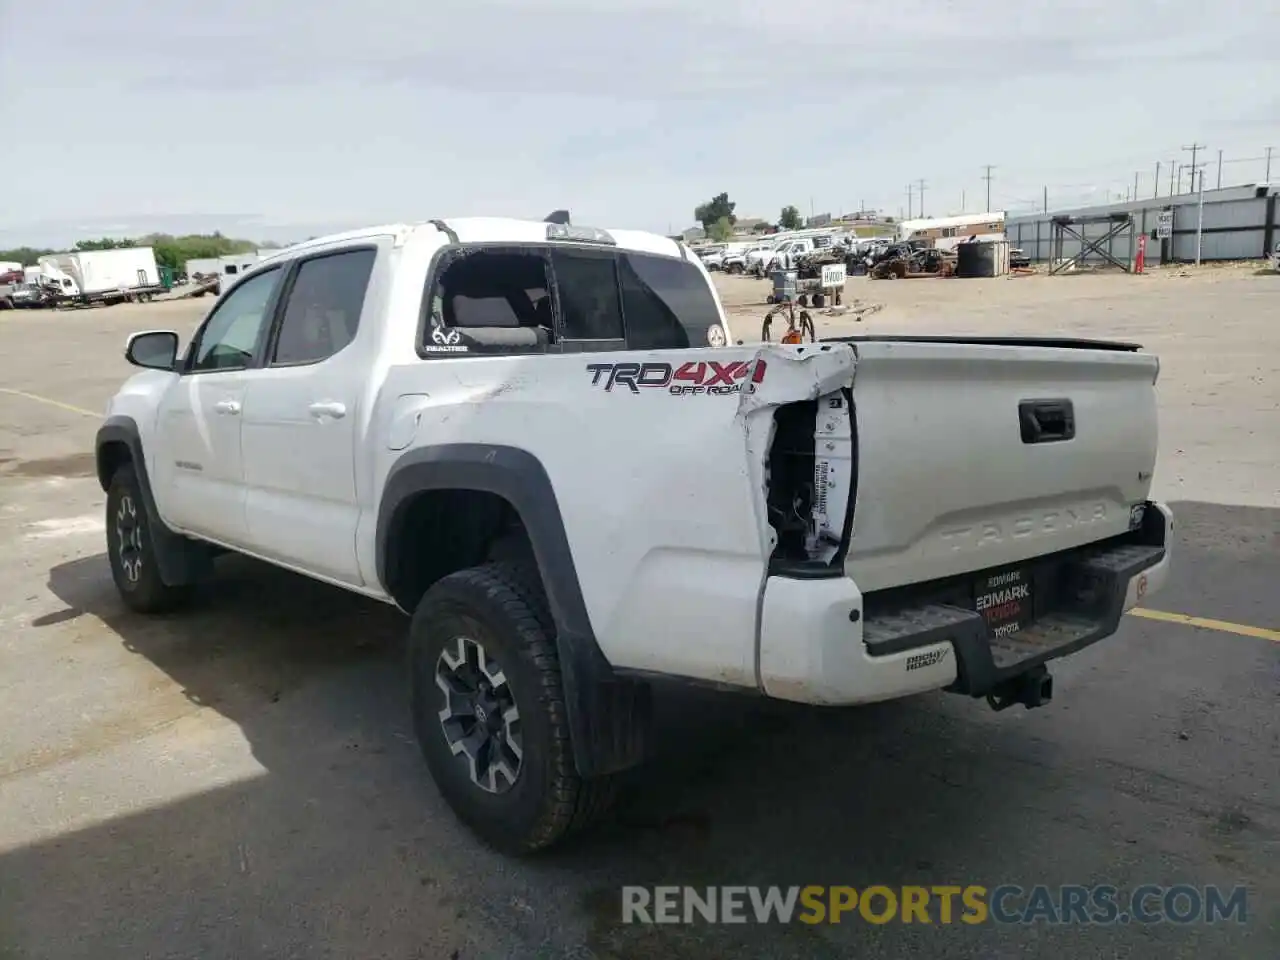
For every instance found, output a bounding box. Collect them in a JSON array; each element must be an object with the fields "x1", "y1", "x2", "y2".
[
  {"x1": 239, "y1": 246, "x2": 378, "y2": 585},
  {"x1": 151, "y1": 265, "x2": 284, "y2": 544}
]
